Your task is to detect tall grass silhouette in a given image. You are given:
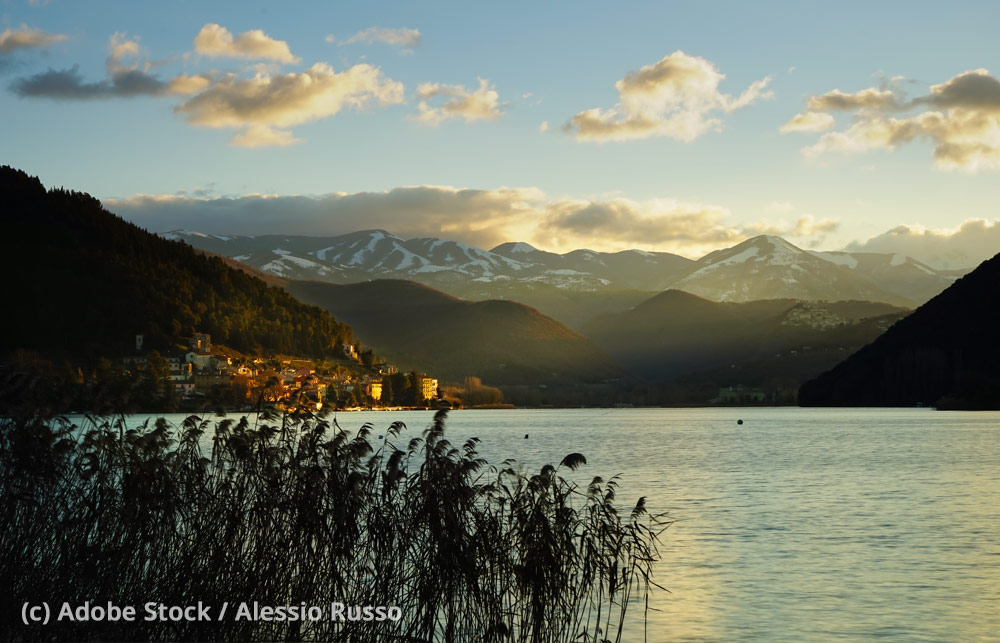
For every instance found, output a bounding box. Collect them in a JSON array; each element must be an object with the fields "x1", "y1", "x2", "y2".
[{"x1": 1, "y1": 402, "x2": 668, "y2": 642}]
